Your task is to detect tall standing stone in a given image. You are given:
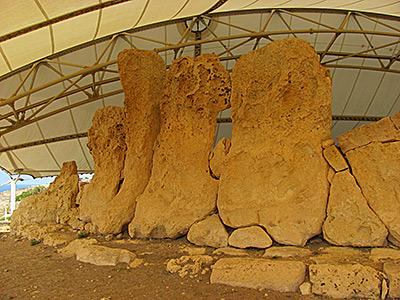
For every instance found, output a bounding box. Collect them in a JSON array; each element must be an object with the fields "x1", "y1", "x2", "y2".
[
  {"x1": 95, "y1": 49, "x2": 166, "y2": 234},
  {"x1": 79, "y1": 106, "x2": 126, "y2": 232},
  {"x1": 217, "y1": 38, "x2": 332, "y2": 246},
  {"x1": 129, "y1": 54, "x2": 231, "y2": 238}
]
